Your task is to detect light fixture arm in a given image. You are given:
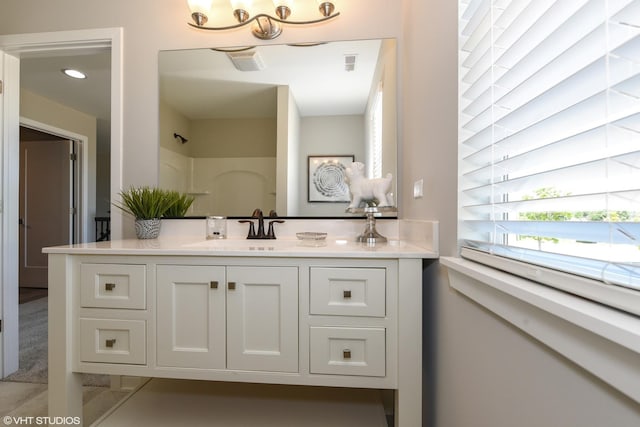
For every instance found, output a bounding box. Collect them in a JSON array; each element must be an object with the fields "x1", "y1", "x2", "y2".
[
  {"x1": 188, "y1": 11, "x2": 340, "y2": 31},
  {"x1": 188, "y1": 0, "x2": 340, "y2": 41}
]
